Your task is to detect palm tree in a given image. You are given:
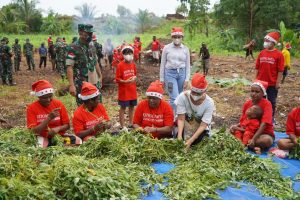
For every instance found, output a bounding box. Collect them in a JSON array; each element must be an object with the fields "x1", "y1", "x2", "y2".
[
  {"x1": 136, "y1": 9, "x2": 150, "y2": 33},
  {"x1": 74, "y1": 3, "x2": 97, "y2": 24},
  {"x1": 0, "y1": 3, "x2": 27, "y2": 33}
]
